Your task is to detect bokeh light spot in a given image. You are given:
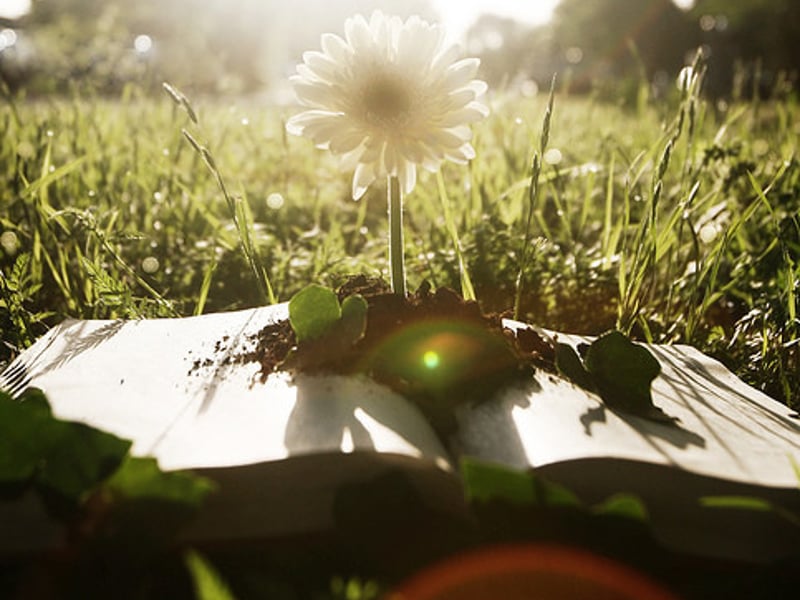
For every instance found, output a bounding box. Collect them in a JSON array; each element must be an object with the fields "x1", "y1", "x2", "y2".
[
  {"x1": 1, "y1": 231, "x2": 19, "y2": 255},
  {"x1": 0, "y1": 28, "x2": 18, "y2": 51},
  {"x1": 134, "y1": 34, "x2": 153, "y2": 54},
  {"x1": 423, "y1": 350, "x2": 440, "y2": 370},
  {"x1": 544, "y1": 148, "x2": 563, "y2": 165},
  {"x1": 142, "y1": 256, "x2": 160, "y2": 274},
  {"x1": 267, "y1": 192, "x2": 285, "y2": 210}
]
